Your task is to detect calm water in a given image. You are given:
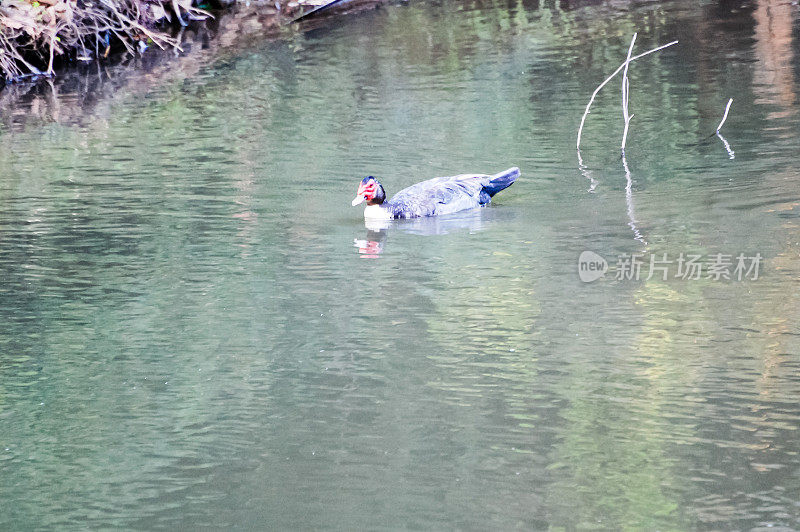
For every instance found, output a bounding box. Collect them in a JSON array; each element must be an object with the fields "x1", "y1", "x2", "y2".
[{"x1": 2, "y1": 0, "x2": 800, "y2": 529}]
